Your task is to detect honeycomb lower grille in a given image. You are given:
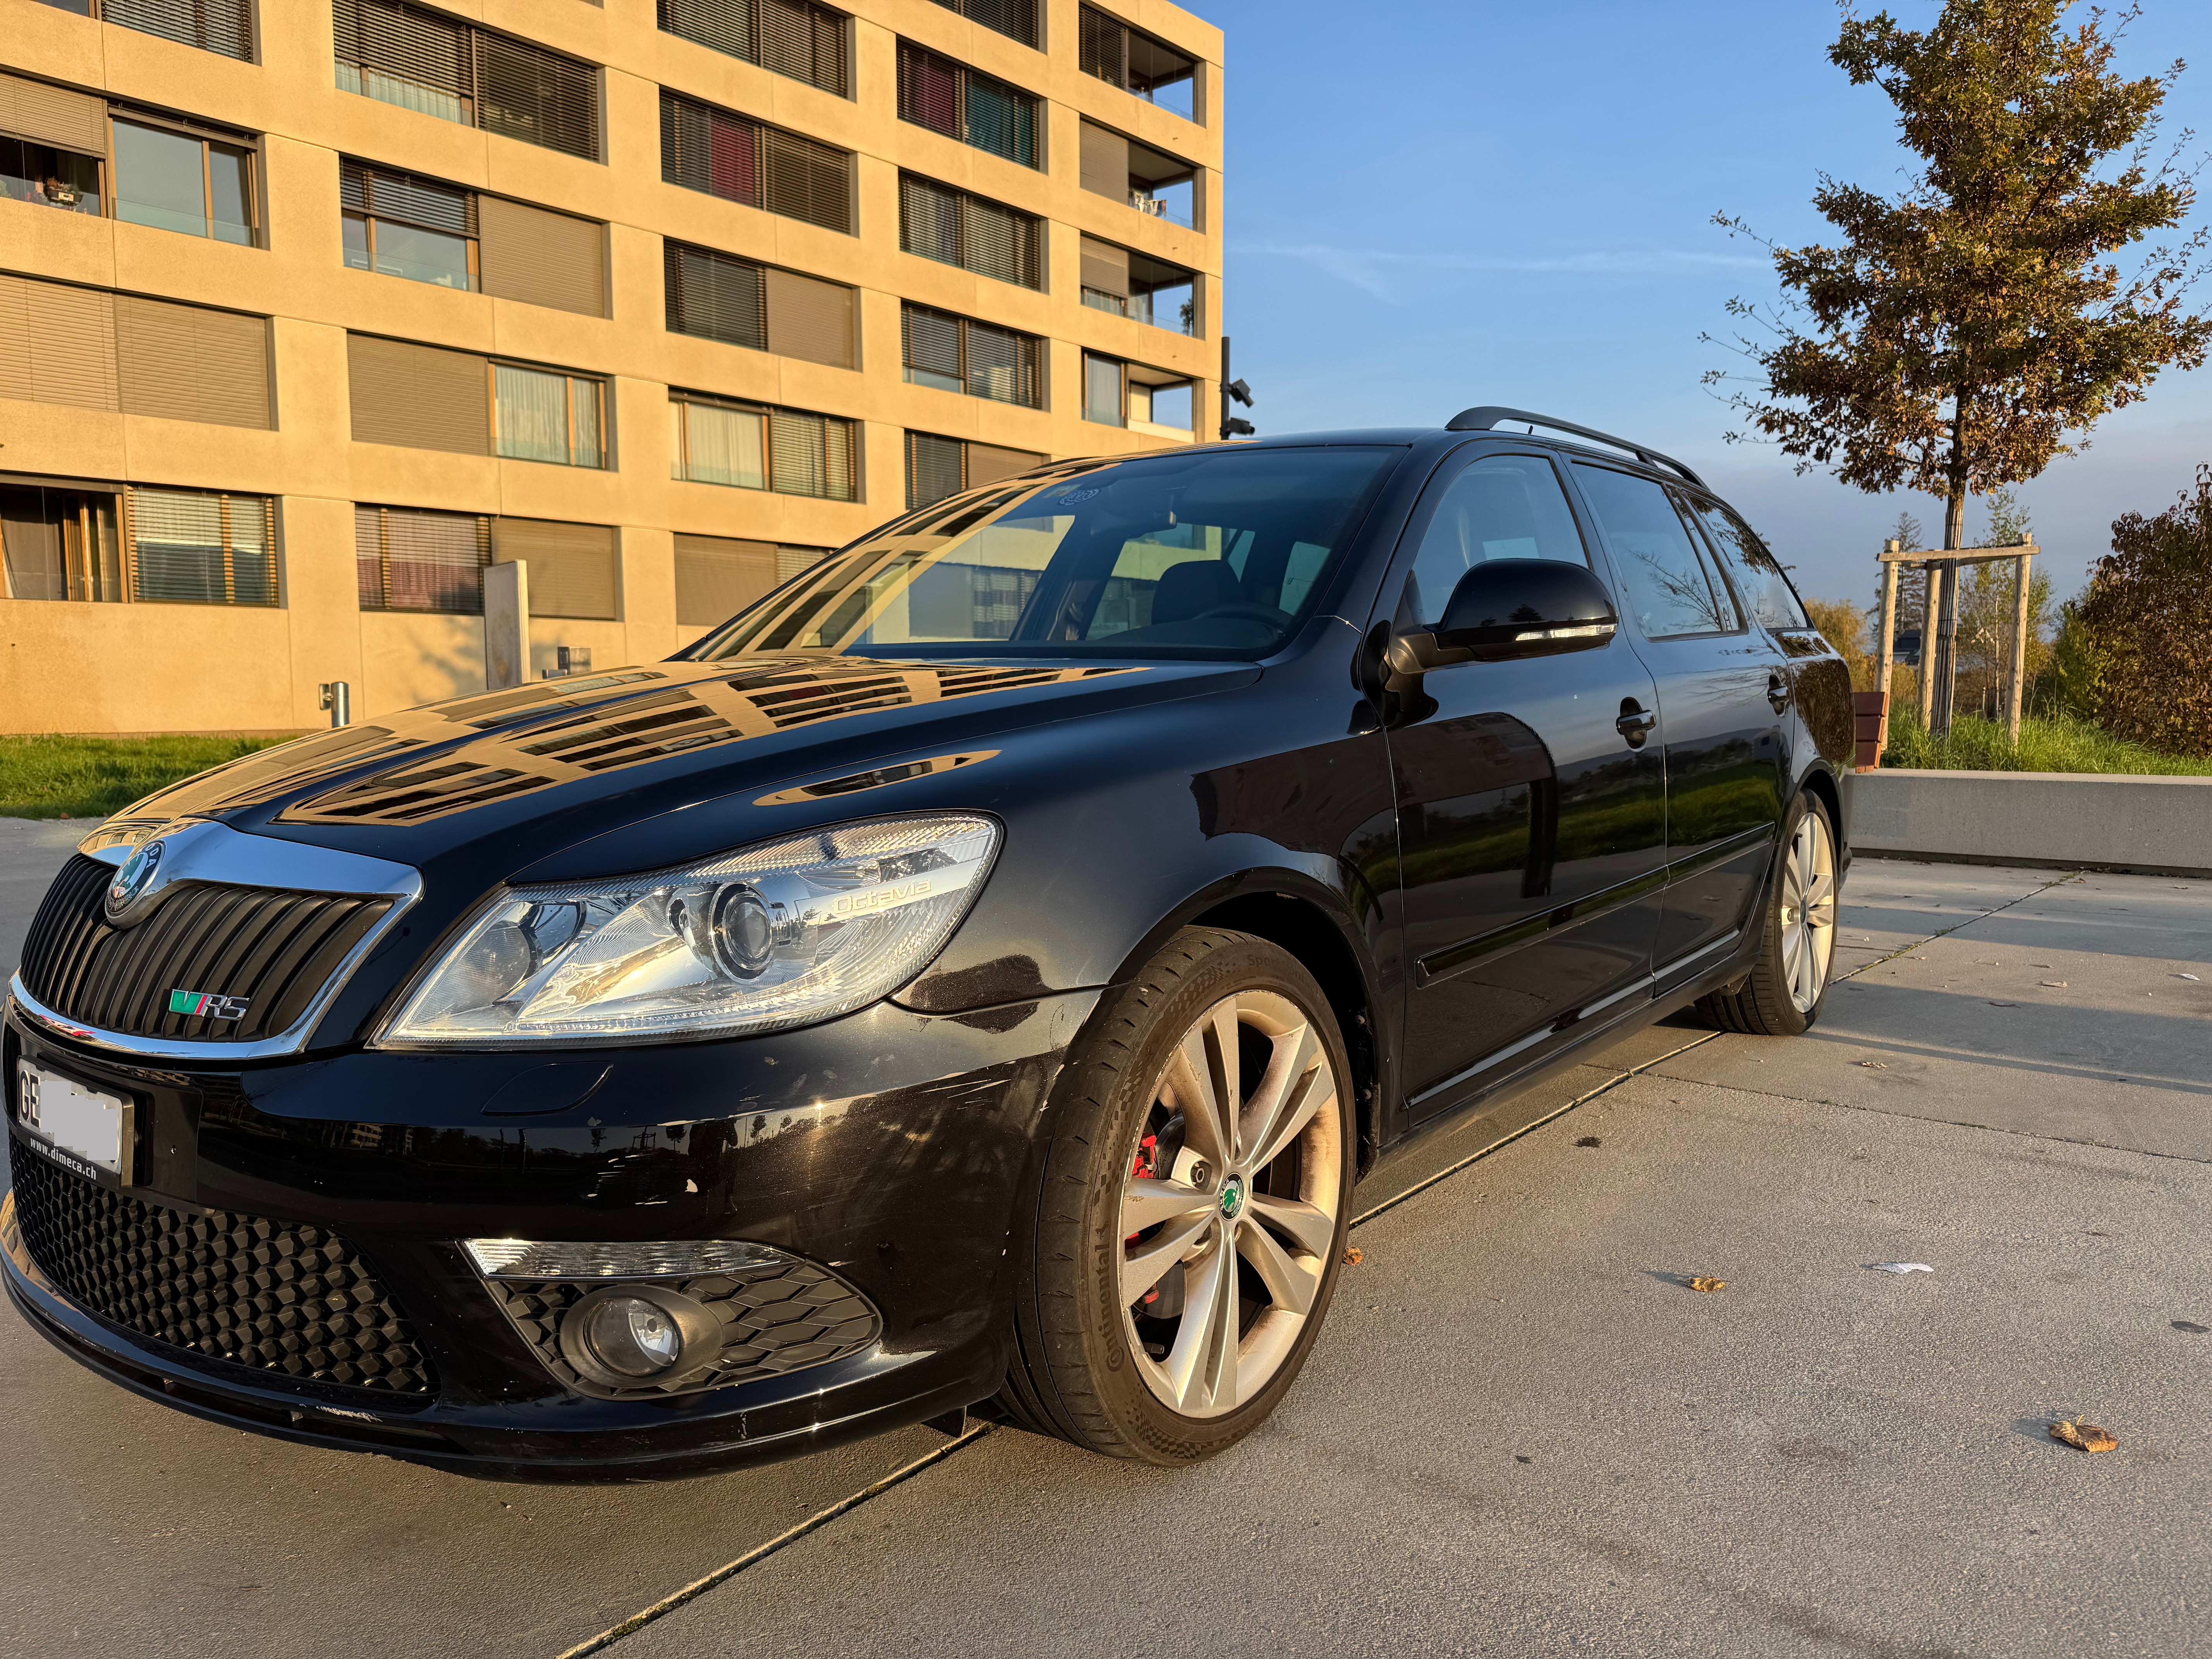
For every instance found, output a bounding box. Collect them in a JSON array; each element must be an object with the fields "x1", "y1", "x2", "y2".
[
  {"x1": 486, "y1": 1259, "x2": 880, "y2": 1400},
  {"x1": 17, "y1": 854, "x2": 393, "y2": 1043},
  {"x1": 10, "y1": 1147, "x2": 432, "y2": 1394}
]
